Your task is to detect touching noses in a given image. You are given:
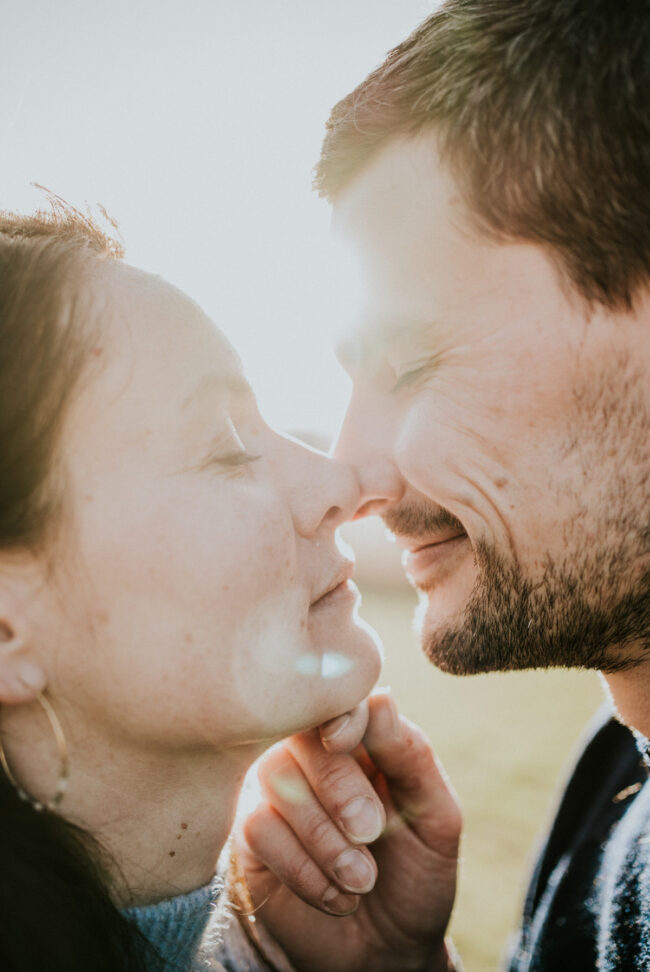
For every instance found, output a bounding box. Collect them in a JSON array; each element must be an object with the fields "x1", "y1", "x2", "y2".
[
  {"x1": 333, "y1": 386, "x2": 404, "y2": 519},
  {"x1": 284, "y1": 436, "x2": 361, "y2": 538}
]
